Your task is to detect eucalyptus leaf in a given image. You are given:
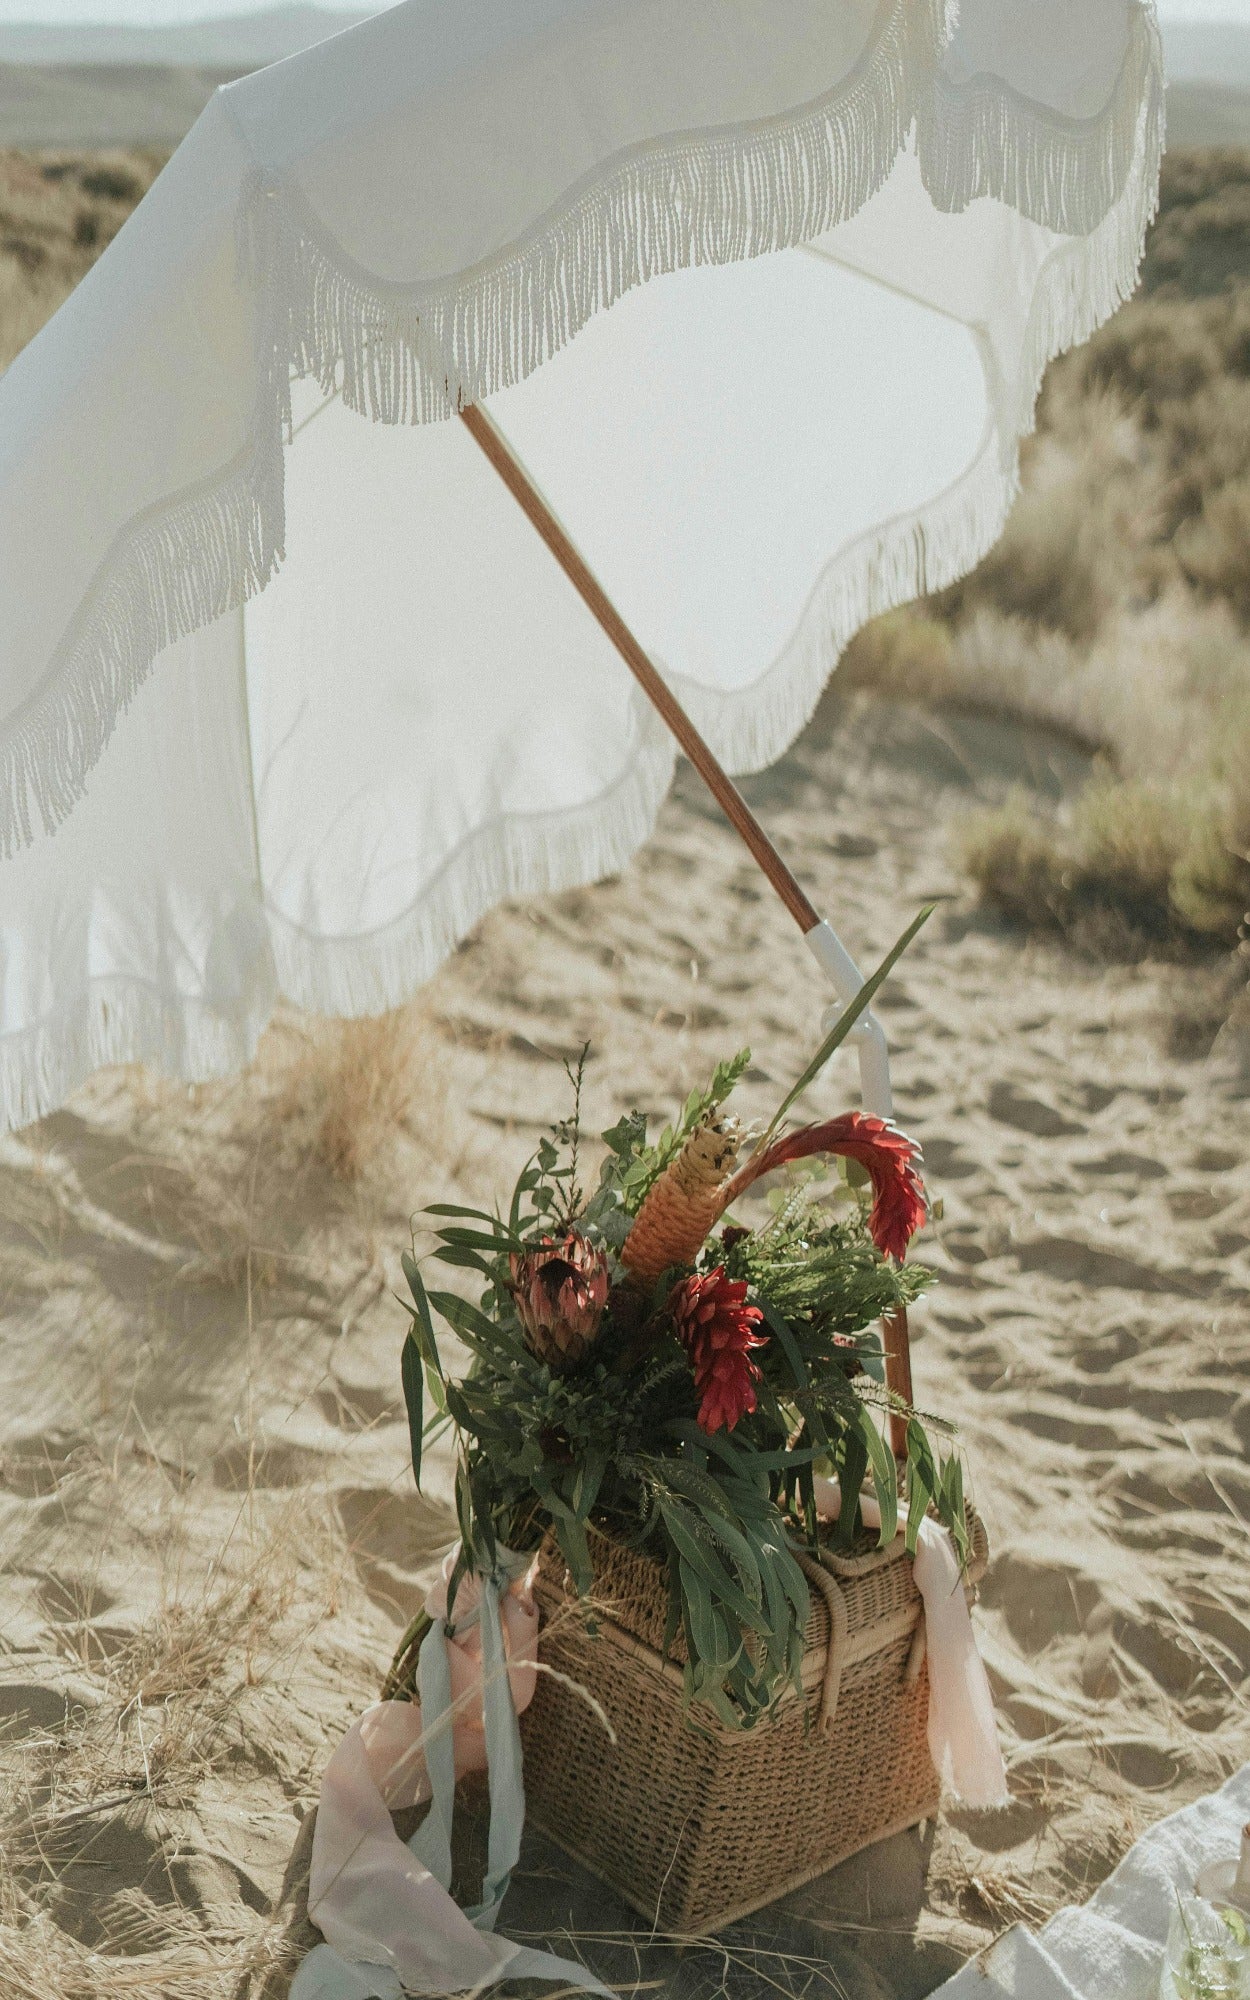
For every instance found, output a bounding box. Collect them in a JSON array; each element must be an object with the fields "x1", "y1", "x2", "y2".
[
  {"x1": 660, "y1": 1502, "x2": 770, "y2": 1636},
  {"x1": 429, "y1": 1244, "x2": 498, "y2": 1274},
  {"x1": 833, "y1": 1428, "x2": 869, "y2": 1551},
  {"x1": 425, "y1": 1288, "x2": 511, "y2": 1357}
]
